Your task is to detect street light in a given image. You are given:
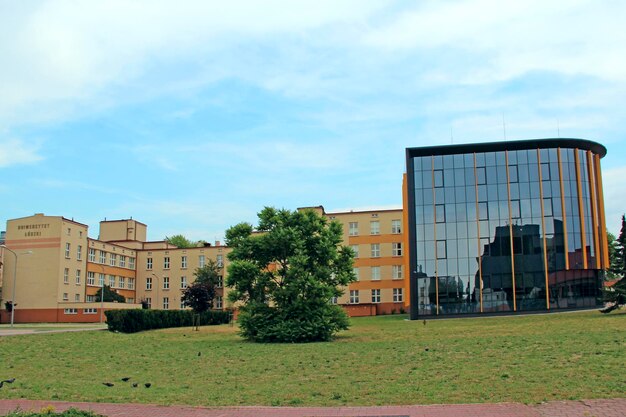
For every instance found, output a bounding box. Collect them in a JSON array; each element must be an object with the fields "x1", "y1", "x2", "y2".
[
  {"x1": 150, "y1": 273, "x2": 159, "y2": 309},
  {"x1": 0, "y1": 245, "x2": 33, "y2": 328},
  {"x1": 98, "y1": 264, "x2": 106, "y2": 324}
]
